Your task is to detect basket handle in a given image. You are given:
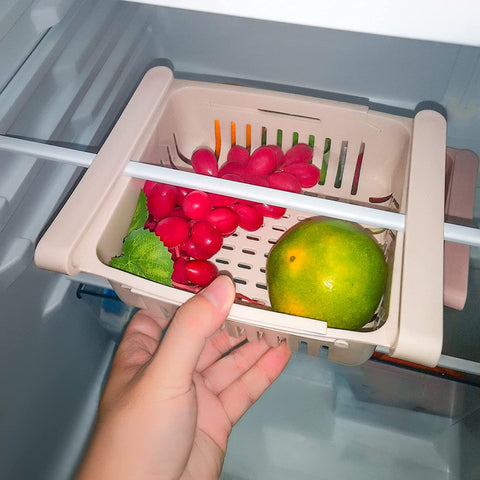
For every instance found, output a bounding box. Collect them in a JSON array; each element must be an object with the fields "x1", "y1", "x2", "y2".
[
  {"x1": 34, "y1": 67, "x2": 174, "y2": 275},
  {"x1": 390, "y1": 109, "x2": 446, "y2": 367}
]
